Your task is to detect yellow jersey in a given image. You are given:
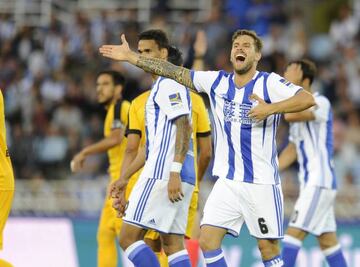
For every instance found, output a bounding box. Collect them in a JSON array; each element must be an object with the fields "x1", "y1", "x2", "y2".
[
  {"x1": 126, "y1": 90, "x2": 211, "y2": 192},
  {"x1": 0, "y1": 90, "x2": 14, "y2": 191},
  {"x1": 104, "y1": 100, "x2": 130, "y2": 181}
]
